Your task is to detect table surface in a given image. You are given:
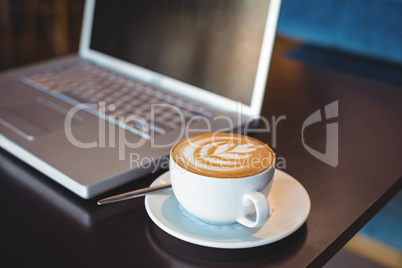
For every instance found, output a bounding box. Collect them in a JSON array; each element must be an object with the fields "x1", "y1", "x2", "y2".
[{"x1": 1, "y1": 37, "x2": 401, "y2": 268}]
